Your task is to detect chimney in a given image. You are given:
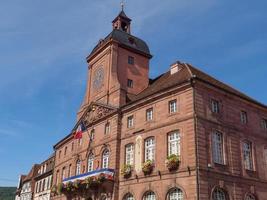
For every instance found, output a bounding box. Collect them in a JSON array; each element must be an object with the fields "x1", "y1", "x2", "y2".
[{"x1": 170, "y1": 61, "x2": 181, "y2": 75}]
